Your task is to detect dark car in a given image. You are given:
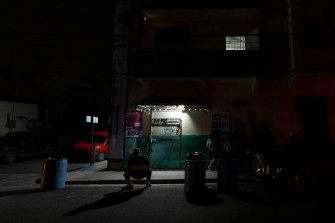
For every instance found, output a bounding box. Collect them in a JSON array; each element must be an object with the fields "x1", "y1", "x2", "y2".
[
  {"x1": 257, "y1": 141, "x2": 335, "y2": 194},
  {"x1": 0, "y1": 131, "x2": 51, "y2": 164}
]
